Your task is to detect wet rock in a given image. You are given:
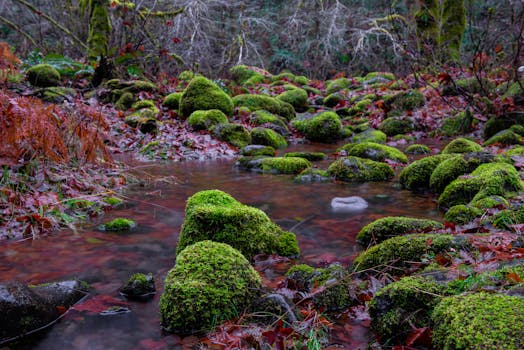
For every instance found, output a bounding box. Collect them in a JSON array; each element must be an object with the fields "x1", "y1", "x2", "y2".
[
  {"x1": 119, "y1": 273, "x2": 156, "y2": 300},
  {"x1": 331, "y1": 196, "x2": 368, "y2": 212},
  {"x1": 251, "y1": 293, "x2": 298, "y2": 324}
]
